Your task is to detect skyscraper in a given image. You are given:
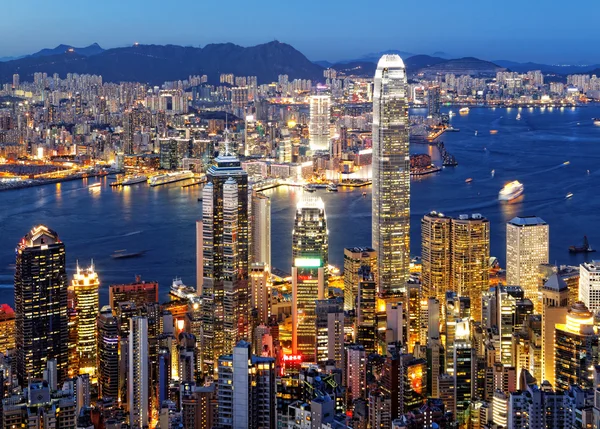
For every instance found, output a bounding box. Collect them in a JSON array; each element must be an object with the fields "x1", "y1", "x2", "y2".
[
  {"x1": 309, "y1": 94, "x2": 331, "y2": 151},
  {"x1": 427, "y1": 86, "x2": 441, "y2": 118},
  {"x1": 15, "y1": 225, "x2": 68, "y2": 385},
  {"x1": 579, "y1": 261, "x2": 600, "y2": 312},
  {"x1": 199, "y1": 144, "x2": 249, "y2": 375},
  {"x1": 250, "y1": 191, "x2": 271, "y2": 268},
  {"x1": 97, "y1": 306, "x2": 119, "y2": 401},
  {"x1": 421, "y1": 211, "x2": 452, "y2": 306},
  {"x1": 69, "y1": 262, "x2": 100, "y2": 378},
  {"x1": 343, "y1": 247, "x2": 376, "y2": 311},
  {"x1": 291, "y1": 196, "x2": 328, "y2": 360},
  {"x1": 315, "y1": 298, "x2": 344, "y2": 366},
  {"x1": 506, "y1": 216, "x2": 549, "y2": 304},
  {"x1": 129, "y1": 316, "x2": 149, "y2": 429},
  {"x1": 451, "y1": 214, "x2": 490, "y2": 322},
  {"x1": 372, "y1": 54, "x2": 410, "y2": 295}
]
